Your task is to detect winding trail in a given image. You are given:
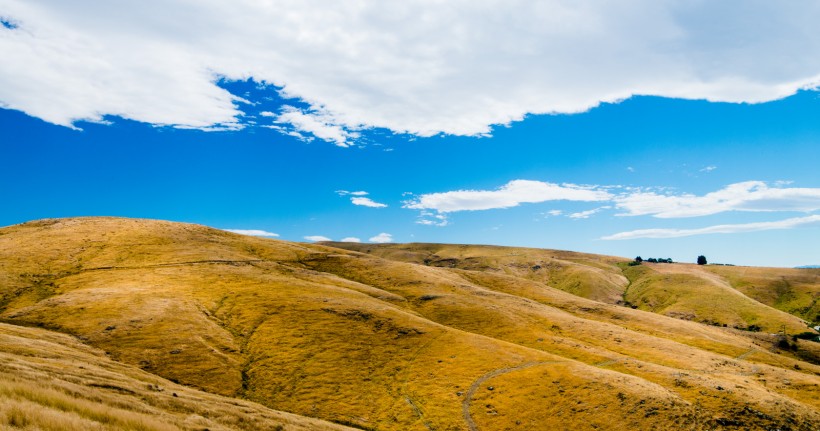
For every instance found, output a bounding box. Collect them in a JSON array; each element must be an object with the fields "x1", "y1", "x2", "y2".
[{"x1": 462, "y1": 361, "x2": 565, "y2": 431}]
